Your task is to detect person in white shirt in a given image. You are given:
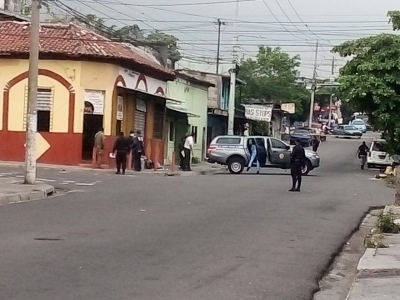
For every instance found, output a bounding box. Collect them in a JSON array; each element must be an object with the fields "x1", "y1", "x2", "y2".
[{"x1": 183, "y1": 132, "x2": 194, "y2": 171}]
